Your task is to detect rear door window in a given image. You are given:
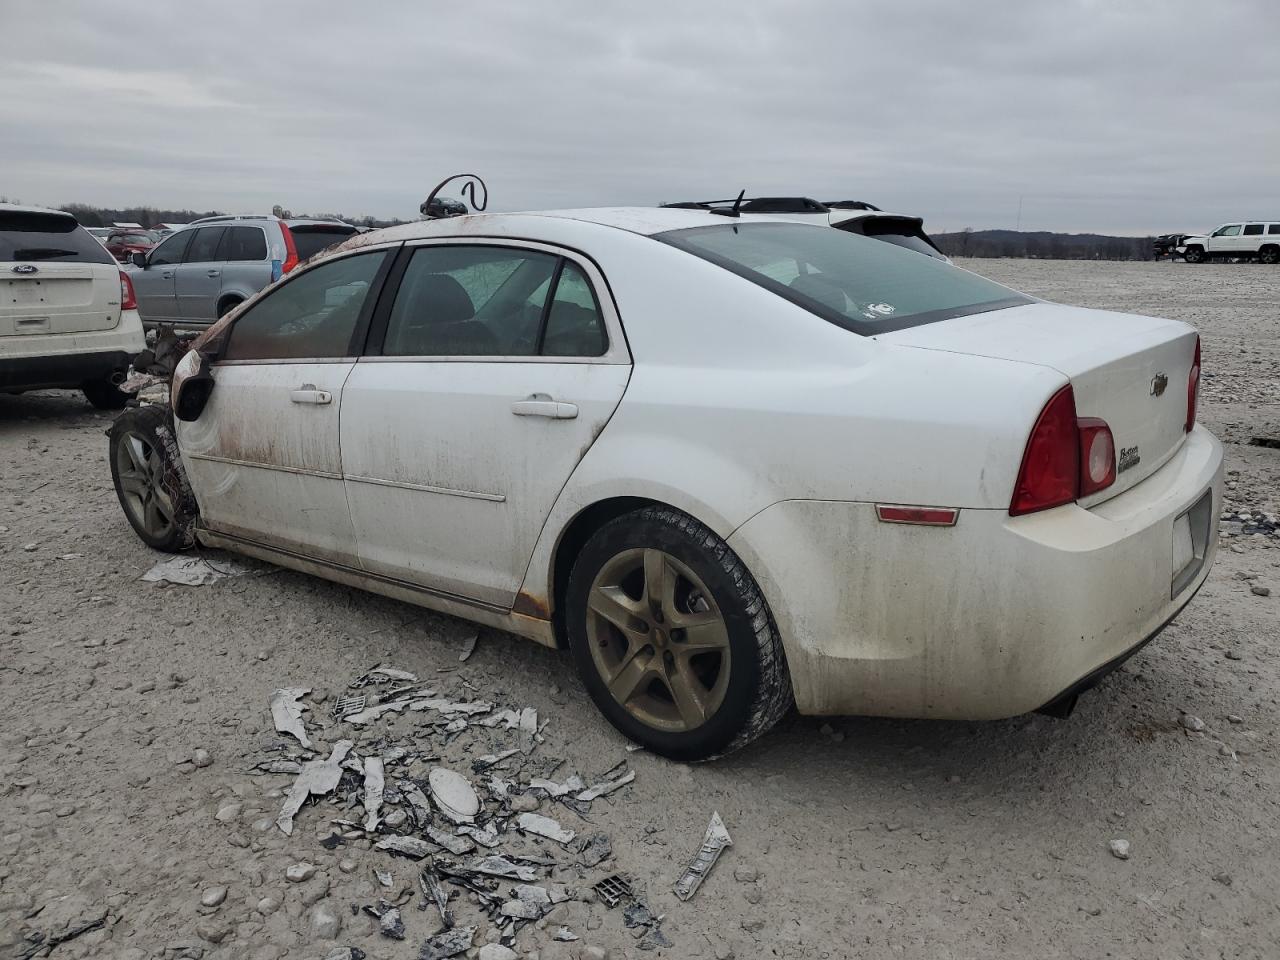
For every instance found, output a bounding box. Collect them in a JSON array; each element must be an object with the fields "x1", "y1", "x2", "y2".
[
  {"x1": 186, "y1": 227, "x2": 226, "y2": 264},
  {"x1": 0, "y1": 210, "x2": 115, "y2": 264},
  {"x1": 149, "y1": 230, "x2": 193, "y2": 266},
  {"x1": 288, "y1": 225, "x2": 359, "y2": 261},
  {"x1": 541, "y1": 262, "x2": 608, "y2": 356},
  {"x1": 1243, "y1": 224, "x2": 1264, "y2": 236},
  {"x1": 218, "y1": 226, "x2": 268, "y2": 261},
  {"x1": 1269, "y1": 225, "x2": 1280, "y2": 235}
]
